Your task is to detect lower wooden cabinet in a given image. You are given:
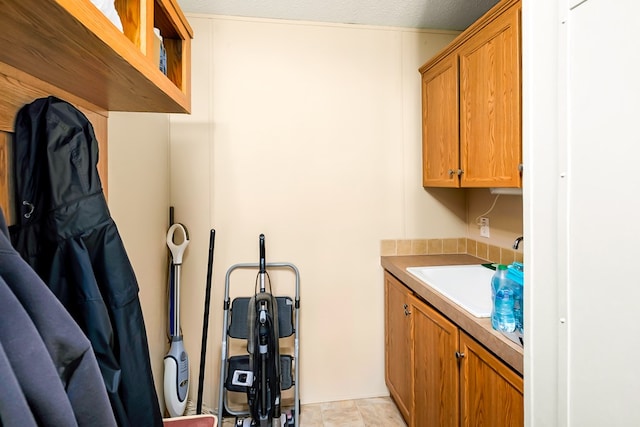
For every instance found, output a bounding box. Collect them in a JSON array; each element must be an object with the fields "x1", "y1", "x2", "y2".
[
  {"x1": 384, "y1": 271, "x2": 523, "y2": 427},
  {"x1": 459, "y1": 332, "x2": 524, "y2": 427},
  {"x1": 412, "y1": 293, "x2": 459, "y2": 427},
  {"x1": 384, "y1": 271, "x2": 413, "y2": 421}
]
